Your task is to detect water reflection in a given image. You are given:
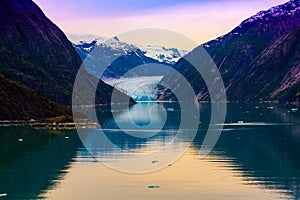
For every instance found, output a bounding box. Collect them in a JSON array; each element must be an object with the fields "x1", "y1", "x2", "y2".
[
  {"x1": 80, "y1": 102, "x2": 197, "y2": 173},
  {"x1": 0, "y1": 127, "x2": 81, "y2": 199},
  {"x1": 194, "y1": 103, "x2": 300, "y2": 199},
  {"x1": 0, "y1": 103, "x2": 300, "y2": 199},
  {"x1": 85, "y1": 102, "x2": 300, "y2": 198}
]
